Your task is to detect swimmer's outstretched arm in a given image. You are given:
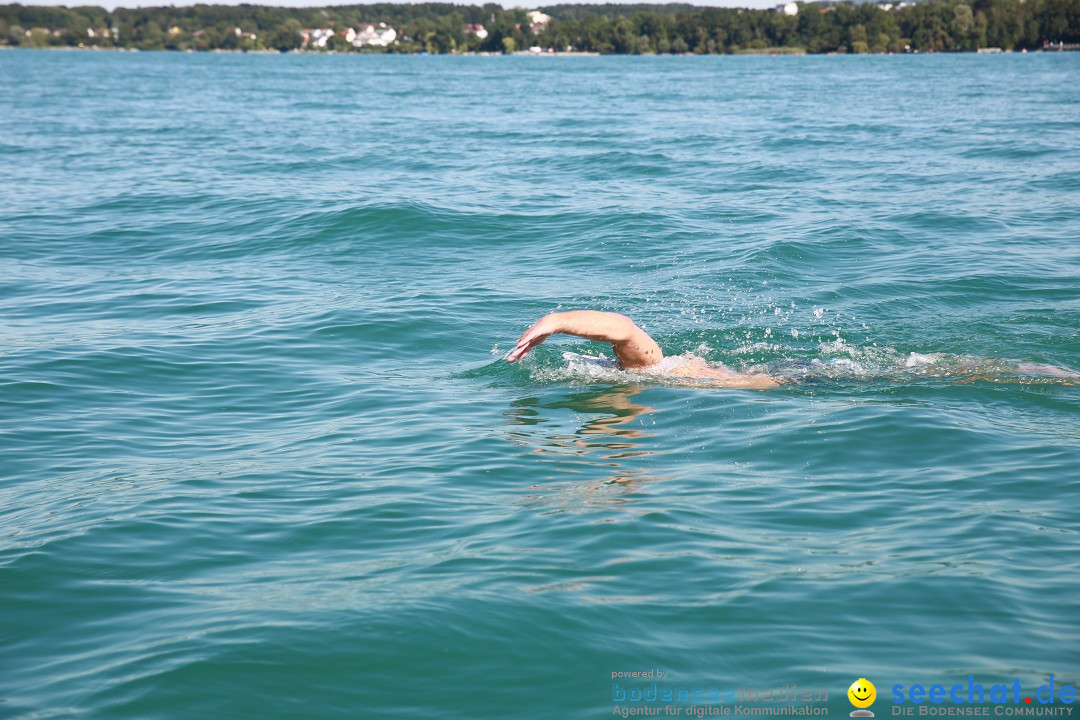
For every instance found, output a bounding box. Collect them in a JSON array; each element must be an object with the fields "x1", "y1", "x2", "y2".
[{"x1": 507, "y1": 311, "x2": 662, "y2": 369}]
